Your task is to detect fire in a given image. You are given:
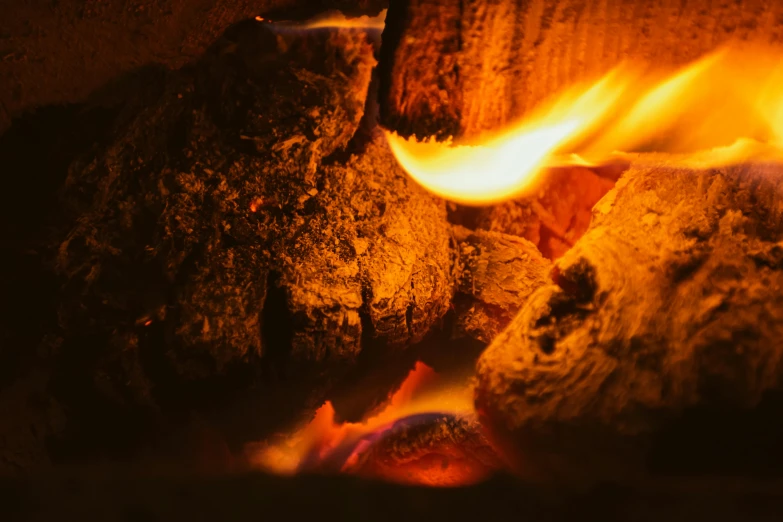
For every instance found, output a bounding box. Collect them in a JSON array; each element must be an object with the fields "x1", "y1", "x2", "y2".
[
  {"x1": 245, "y1": 362, "x2": 494, "y2": 486},
  {"x1": 297, "y1": 9, "x2": 386, "y2": 31},
  {"x1": 387, "y1": 44, "x2": 783, "y2": 205},
  {"x1": 260, "y1": 9, "x2": 387, "y2": 31}
]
